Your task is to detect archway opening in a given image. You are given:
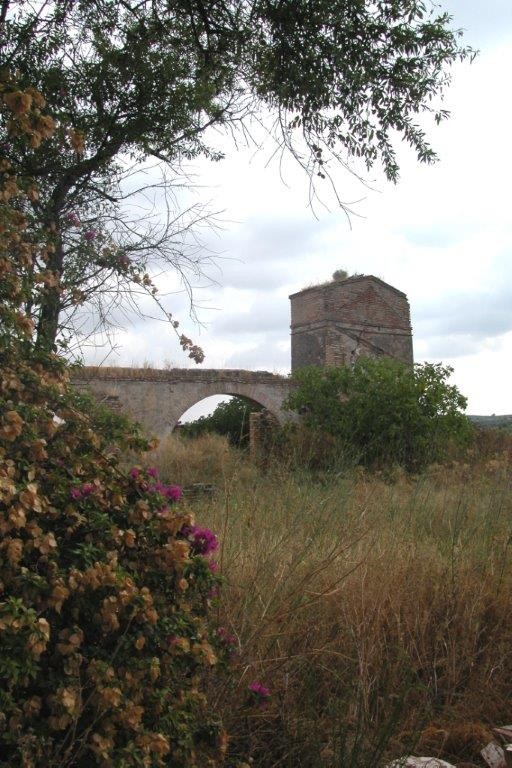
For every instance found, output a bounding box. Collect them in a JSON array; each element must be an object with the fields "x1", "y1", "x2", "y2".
[{"x1": 175, "y1": 394, "x2": 266, "y2": 449}]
